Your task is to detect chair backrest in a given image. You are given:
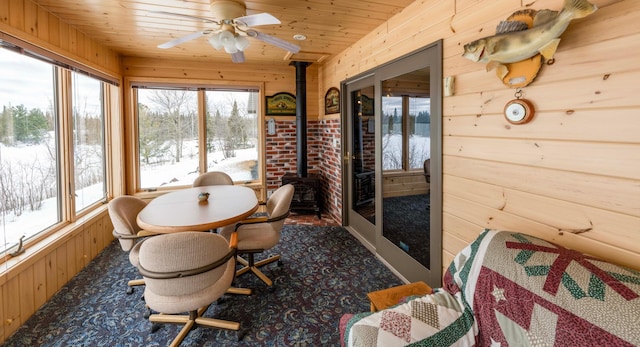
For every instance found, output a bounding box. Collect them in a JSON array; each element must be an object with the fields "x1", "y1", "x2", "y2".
[
  {"x1": 266, "y1": 183, "x2": 295, "y2": 231},
  {"x1": 192, "y1": 171, "x2": 233, "y2": 187},
  {"x1": 137, "y1": 232, "x2": 235, "y2": 314},
  {"x1": 228, "y1": 184, "x2": 293, "y2": 252},
  {"x1": 423, "y1": 159, "x2": 431, "y2": 184},
  {"x1": 108, "y1": 196, "x2": 147, "y2": 251}
]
